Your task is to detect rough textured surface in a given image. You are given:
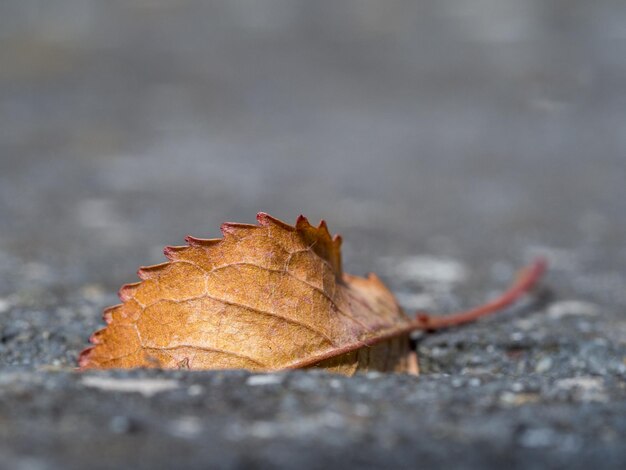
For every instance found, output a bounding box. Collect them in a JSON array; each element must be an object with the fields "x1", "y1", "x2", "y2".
[
  {"x1": 2, "y1": 370, "x2": 625, "y2": 470},
  {"x1": 1, "y1": 1, "x2": 626, "y2": 469}
]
